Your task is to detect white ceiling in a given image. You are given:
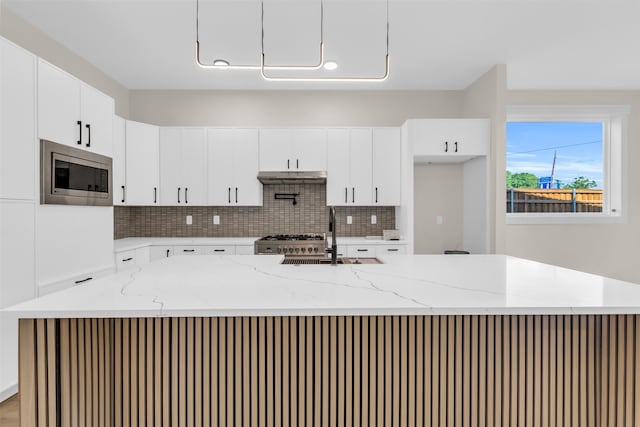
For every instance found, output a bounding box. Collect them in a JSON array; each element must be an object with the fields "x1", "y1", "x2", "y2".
[{"x1": 4, "y1": 0, "x2": 640, "y2": 91}]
